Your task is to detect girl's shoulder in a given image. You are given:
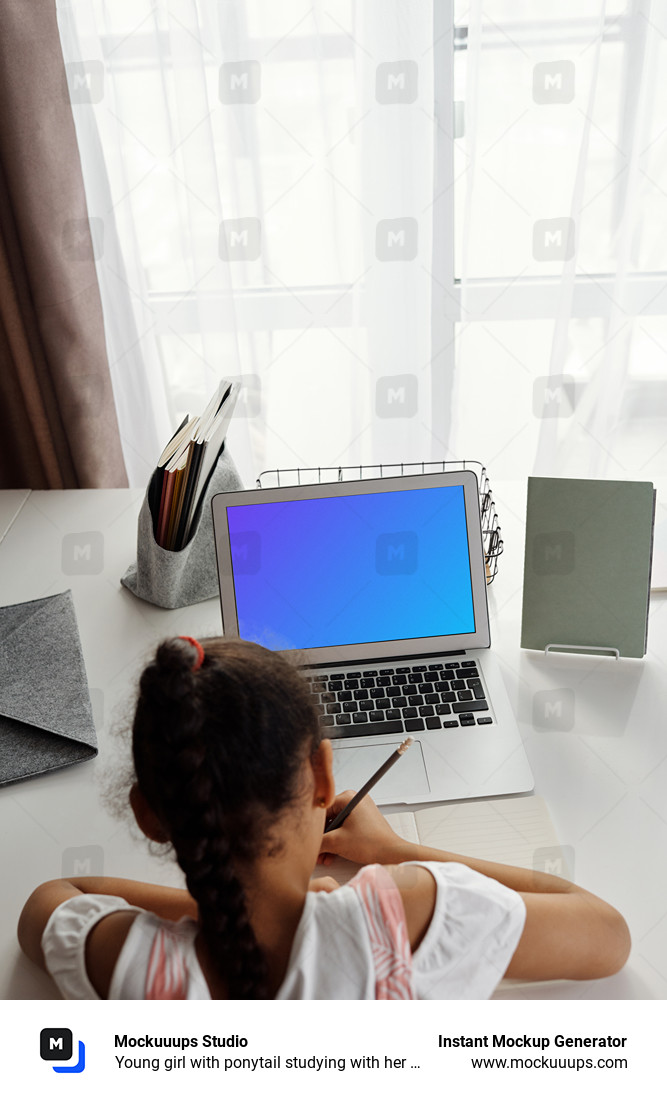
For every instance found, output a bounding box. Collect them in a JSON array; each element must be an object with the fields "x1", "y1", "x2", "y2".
[
  {"x1": 41, "y1": 893, "x2": 144, "y2": 999},
  {"x1": 277, "y1": 862, "x2": 435, "y2": 999},
  {"x1": 111, "y1": 910, "x2": 204, "y2": 999},
  {"x1": 283, "y1": 861, "x2": 526, "y2": 1000},
  {"x1": 42, "y1": 894, "x2": 206, "y2": 1000}
]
